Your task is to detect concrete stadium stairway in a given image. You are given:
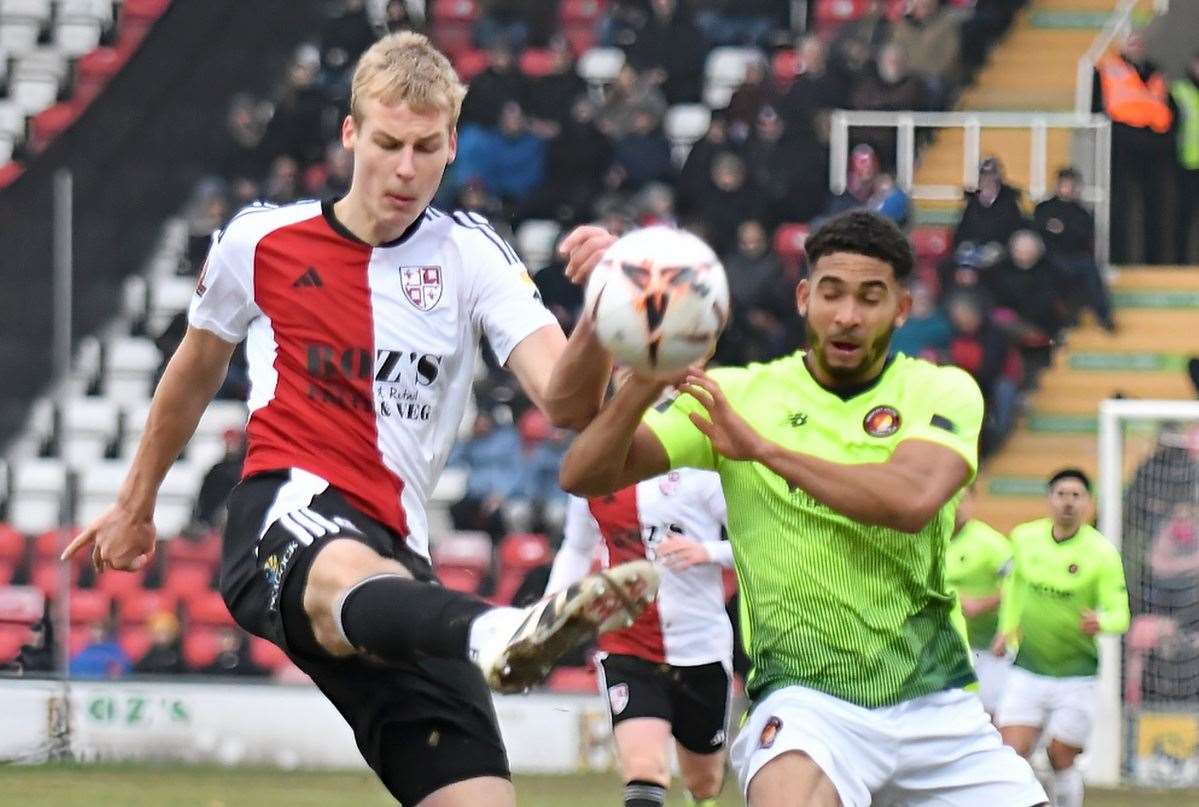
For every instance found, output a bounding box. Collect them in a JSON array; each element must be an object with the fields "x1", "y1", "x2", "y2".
[
  {"x1": 974, "y1": 267, "x2": 1199, "y2": 531},
  {"x1": 912, "y1": 0, "x2": 1132, "y2": 221}
]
